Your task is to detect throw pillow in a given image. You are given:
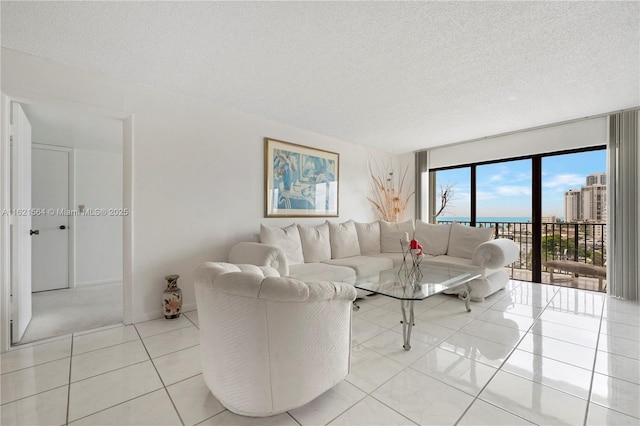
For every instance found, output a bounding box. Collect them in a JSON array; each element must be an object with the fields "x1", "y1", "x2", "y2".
[
  {"x1": 297, "y1": 223, "x2": 332, "y2": 263},
  {"x1": 379, "y1": 219, "x2": 414, "y2": 253},
  {"x1": 260, "y1": 223, "x2": 305, "y2": 265},
  {"x1": 414, "y1": 220, "x2": 451, "y2": 256},
  {"x1": 355, "y1": 221, "x2": 381, "y2": 254},
  {"x1": 447, "y1": 222, "x2": 495, "y2": 259},
  {"x1": 328, "y1": 220, "x2": 361, "y2": 259}
]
